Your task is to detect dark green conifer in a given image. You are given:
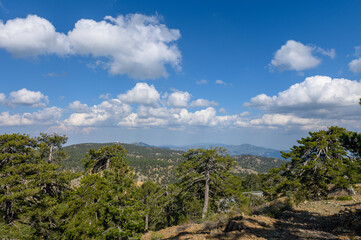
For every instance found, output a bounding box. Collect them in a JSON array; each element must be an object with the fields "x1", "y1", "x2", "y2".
[
  {"x1": 265, "y1": 127, "x2": 359, "y2": 201},
  {"x1": 61, "y1": 144, "x2": 144, "y2": 239},
  {"x1": 176, "y1": 147, "x2": 236, "y2": 219}
]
